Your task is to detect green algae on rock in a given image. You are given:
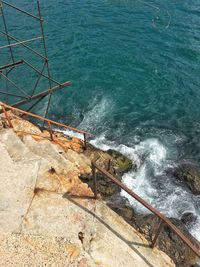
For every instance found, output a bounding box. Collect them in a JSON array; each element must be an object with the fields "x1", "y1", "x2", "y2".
[{"x1": 107, "y1": 149, "x2": 135, "y2": 174}]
